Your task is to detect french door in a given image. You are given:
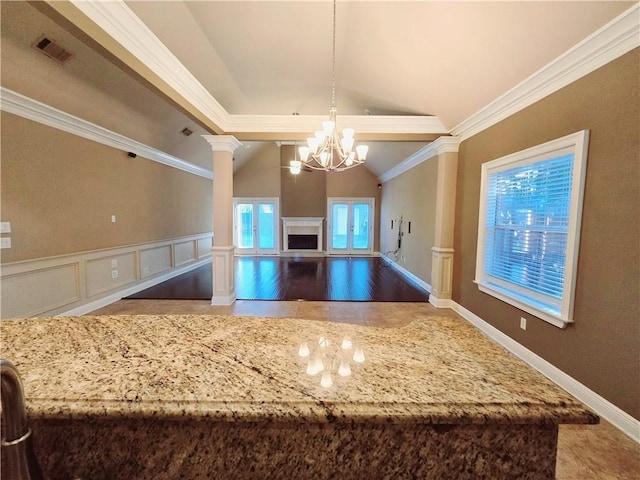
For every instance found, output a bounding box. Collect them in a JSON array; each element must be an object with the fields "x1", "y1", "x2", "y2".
[
  {"x1": 233, "y1": 198, "x2": 279, "y2": 255},
  {"x1": 327, "y1": 198, "x2": 374, "y2": 255}
]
